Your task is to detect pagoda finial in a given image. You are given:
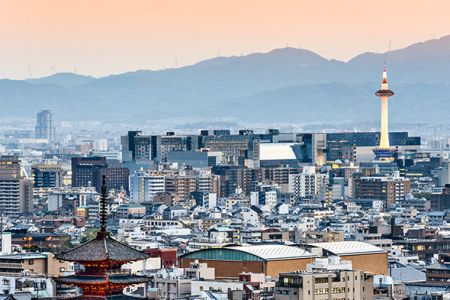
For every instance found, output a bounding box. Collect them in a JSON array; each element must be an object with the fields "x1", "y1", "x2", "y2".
[{"x1": 98, "y1": 175, "x2": 108, "y2": 237}]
